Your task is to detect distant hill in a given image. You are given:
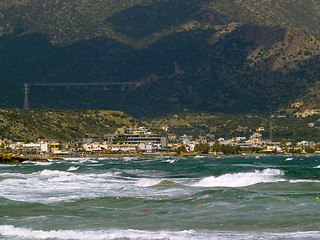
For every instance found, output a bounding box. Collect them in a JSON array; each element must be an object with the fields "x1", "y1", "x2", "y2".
[
  {"x1": 0, "y1": 0, "x2": 320, "y2": 117},
  {"x1": 145, "y1": 111, "x2": 320, "y2": 143},
  {"x1": 0, "y1": 109, "x2": 140, "y2": 141}
]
